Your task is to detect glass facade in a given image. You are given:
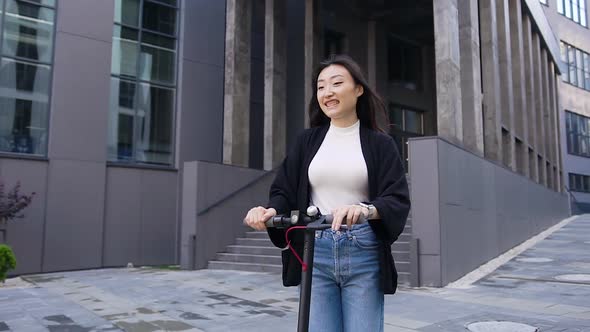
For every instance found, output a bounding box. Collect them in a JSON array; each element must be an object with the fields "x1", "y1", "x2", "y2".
[
  {"x1": 0, "y1": 0, "x2": 56, "y2": 156},
  {"x1": 388, "y1": 104, "x2": 425, "y2": 170},
  {"x1": 569, "y1": 173, "x2": 590, "y2": 192},
  {"x1": 566, "y1": 111, "x2": 590, "y2": 158},
  {"x1": 557, "y1": 0, "x2": 587, "y2": 27},
  {"x1": 108, "y1": 0, "x2": 178, "y2": 166},
  {"x1": 561, "y1": 41, "x2": 590, "y2": 90}
]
